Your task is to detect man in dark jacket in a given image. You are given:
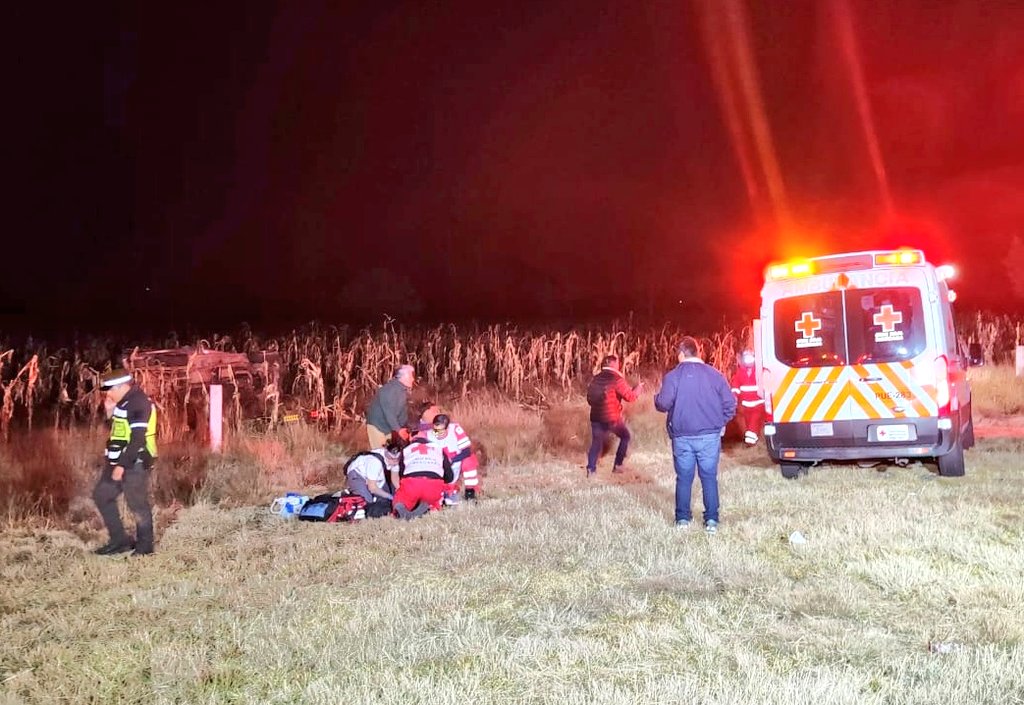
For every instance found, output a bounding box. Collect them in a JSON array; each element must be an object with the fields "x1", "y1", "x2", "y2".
[
  {"x1": 365, "y1": 364, "x2": 415, "y2": 448},
  {"x1": 586, "y1": 355, "x2": 641, "y2": 476},
  {"x1": 654, "y1": 337, "x2": 736, "y2": 533}
]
